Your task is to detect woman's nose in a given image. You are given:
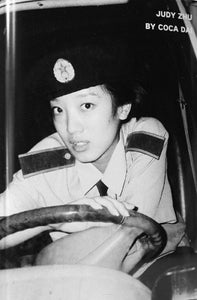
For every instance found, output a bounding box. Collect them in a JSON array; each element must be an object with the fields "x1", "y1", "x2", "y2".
[{"x1": 66, "y1": 113, "x2": 84, "y2": 134}]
